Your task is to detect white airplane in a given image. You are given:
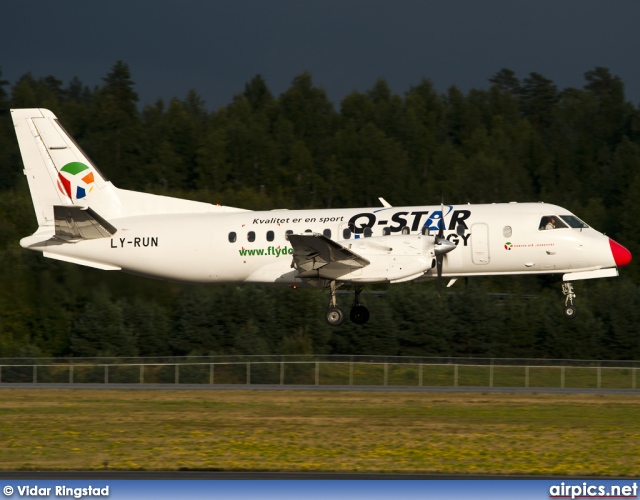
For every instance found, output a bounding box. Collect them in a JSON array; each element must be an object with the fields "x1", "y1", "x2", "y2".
[{"x1": 12, "y1": 108, "x2": 632, "y2": 326}]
